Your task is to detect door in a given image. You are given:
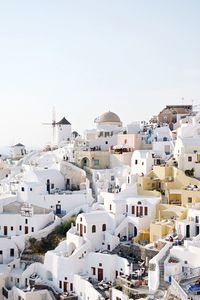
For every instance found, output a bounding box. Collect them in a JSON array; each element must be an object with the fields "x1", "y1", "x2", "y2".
[
  {"x1": 66, "y1": 179, "x2": 70, "y2": 190},
  {"x1": 47, "y1": 179, "x2": 50, "y2": 194},
  {"x1": 80, "y1": 224, "x2": 83, "y2": 236},
  {"x1": 136, "y1": 206, "x2": 139, "y2": 217},
  {"x1": 25, "y1": 226, "x2": 29, "y2": 234},
  {"x1": 186, "y1": 225, "x2": 190, "y2": 238},
  {"x1": 196, "y1": 226, "x2": 200, "y2": 236},
  {"x1": 4, "y1": 226, "x2": 7, "y2": 236},
  {"x1": 63, "y1": 282, "x2": 68, "y2": 293},
  {"x1": 134, "y1": 226, "x2": 137, "y2": 237},
  {"x1": 0, "y1": 250, "x2": 3, "y2": 263},
  {"x1": 56, "y1": 204, "x2": 61, "y2": 214},
  {"x1": 98, "y1": 268, "x2": 103, "y2": 281},
  {"x1": 165, "y1": 145, "x2": 170, "y2": 155}
]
